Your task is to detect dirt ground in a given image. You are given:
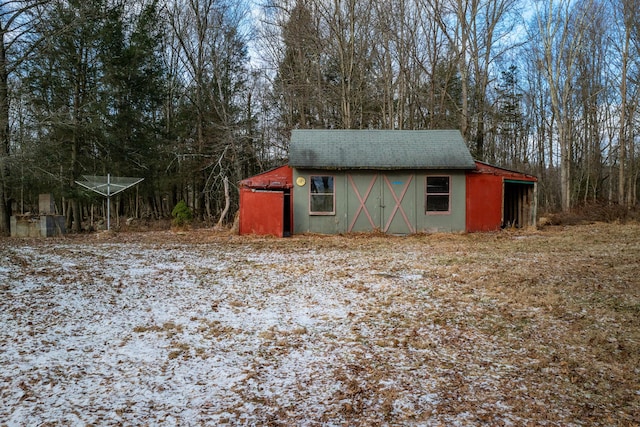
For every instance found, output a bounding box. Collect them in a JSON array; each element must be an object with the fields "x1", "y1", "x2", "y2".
[{"x1": 1, "y1": 222, "x2": 639, "y2": 425}]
